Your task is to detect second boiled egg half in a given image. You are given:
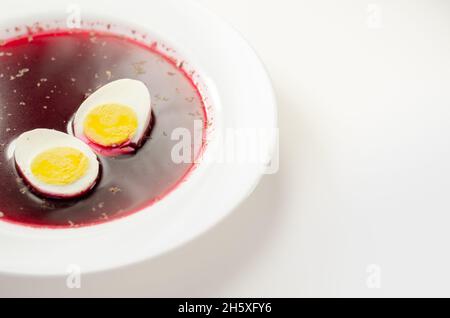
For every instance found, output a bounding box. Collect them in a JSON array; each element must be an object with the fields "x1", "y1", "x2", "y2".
[{"x1": 73, "y1": 79, "x2": 152, "y2": 155}]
